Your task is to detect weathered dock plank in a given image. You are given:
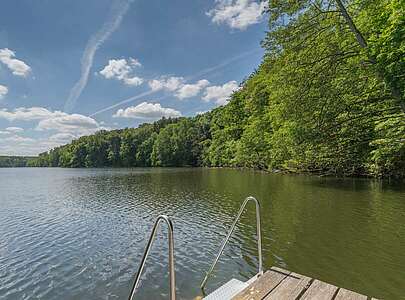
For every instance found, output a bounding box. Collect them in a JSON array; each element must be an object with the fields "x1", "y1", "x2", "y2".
[
  {"x1": 232, "y1": 267, "x2": 370, "y2": 300},
  {"x1": 232, "y1": 268, "x2": 289, "y2": 300},
  {"x1": 264, "y1": 271, "x2": 311, "y2": 300},
  {"x1": 334, "y1": 288, "x2": 367, "y2": 300},
  {"x1": 300, "y1": 279, "x2": 338, "y2": 300}
]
